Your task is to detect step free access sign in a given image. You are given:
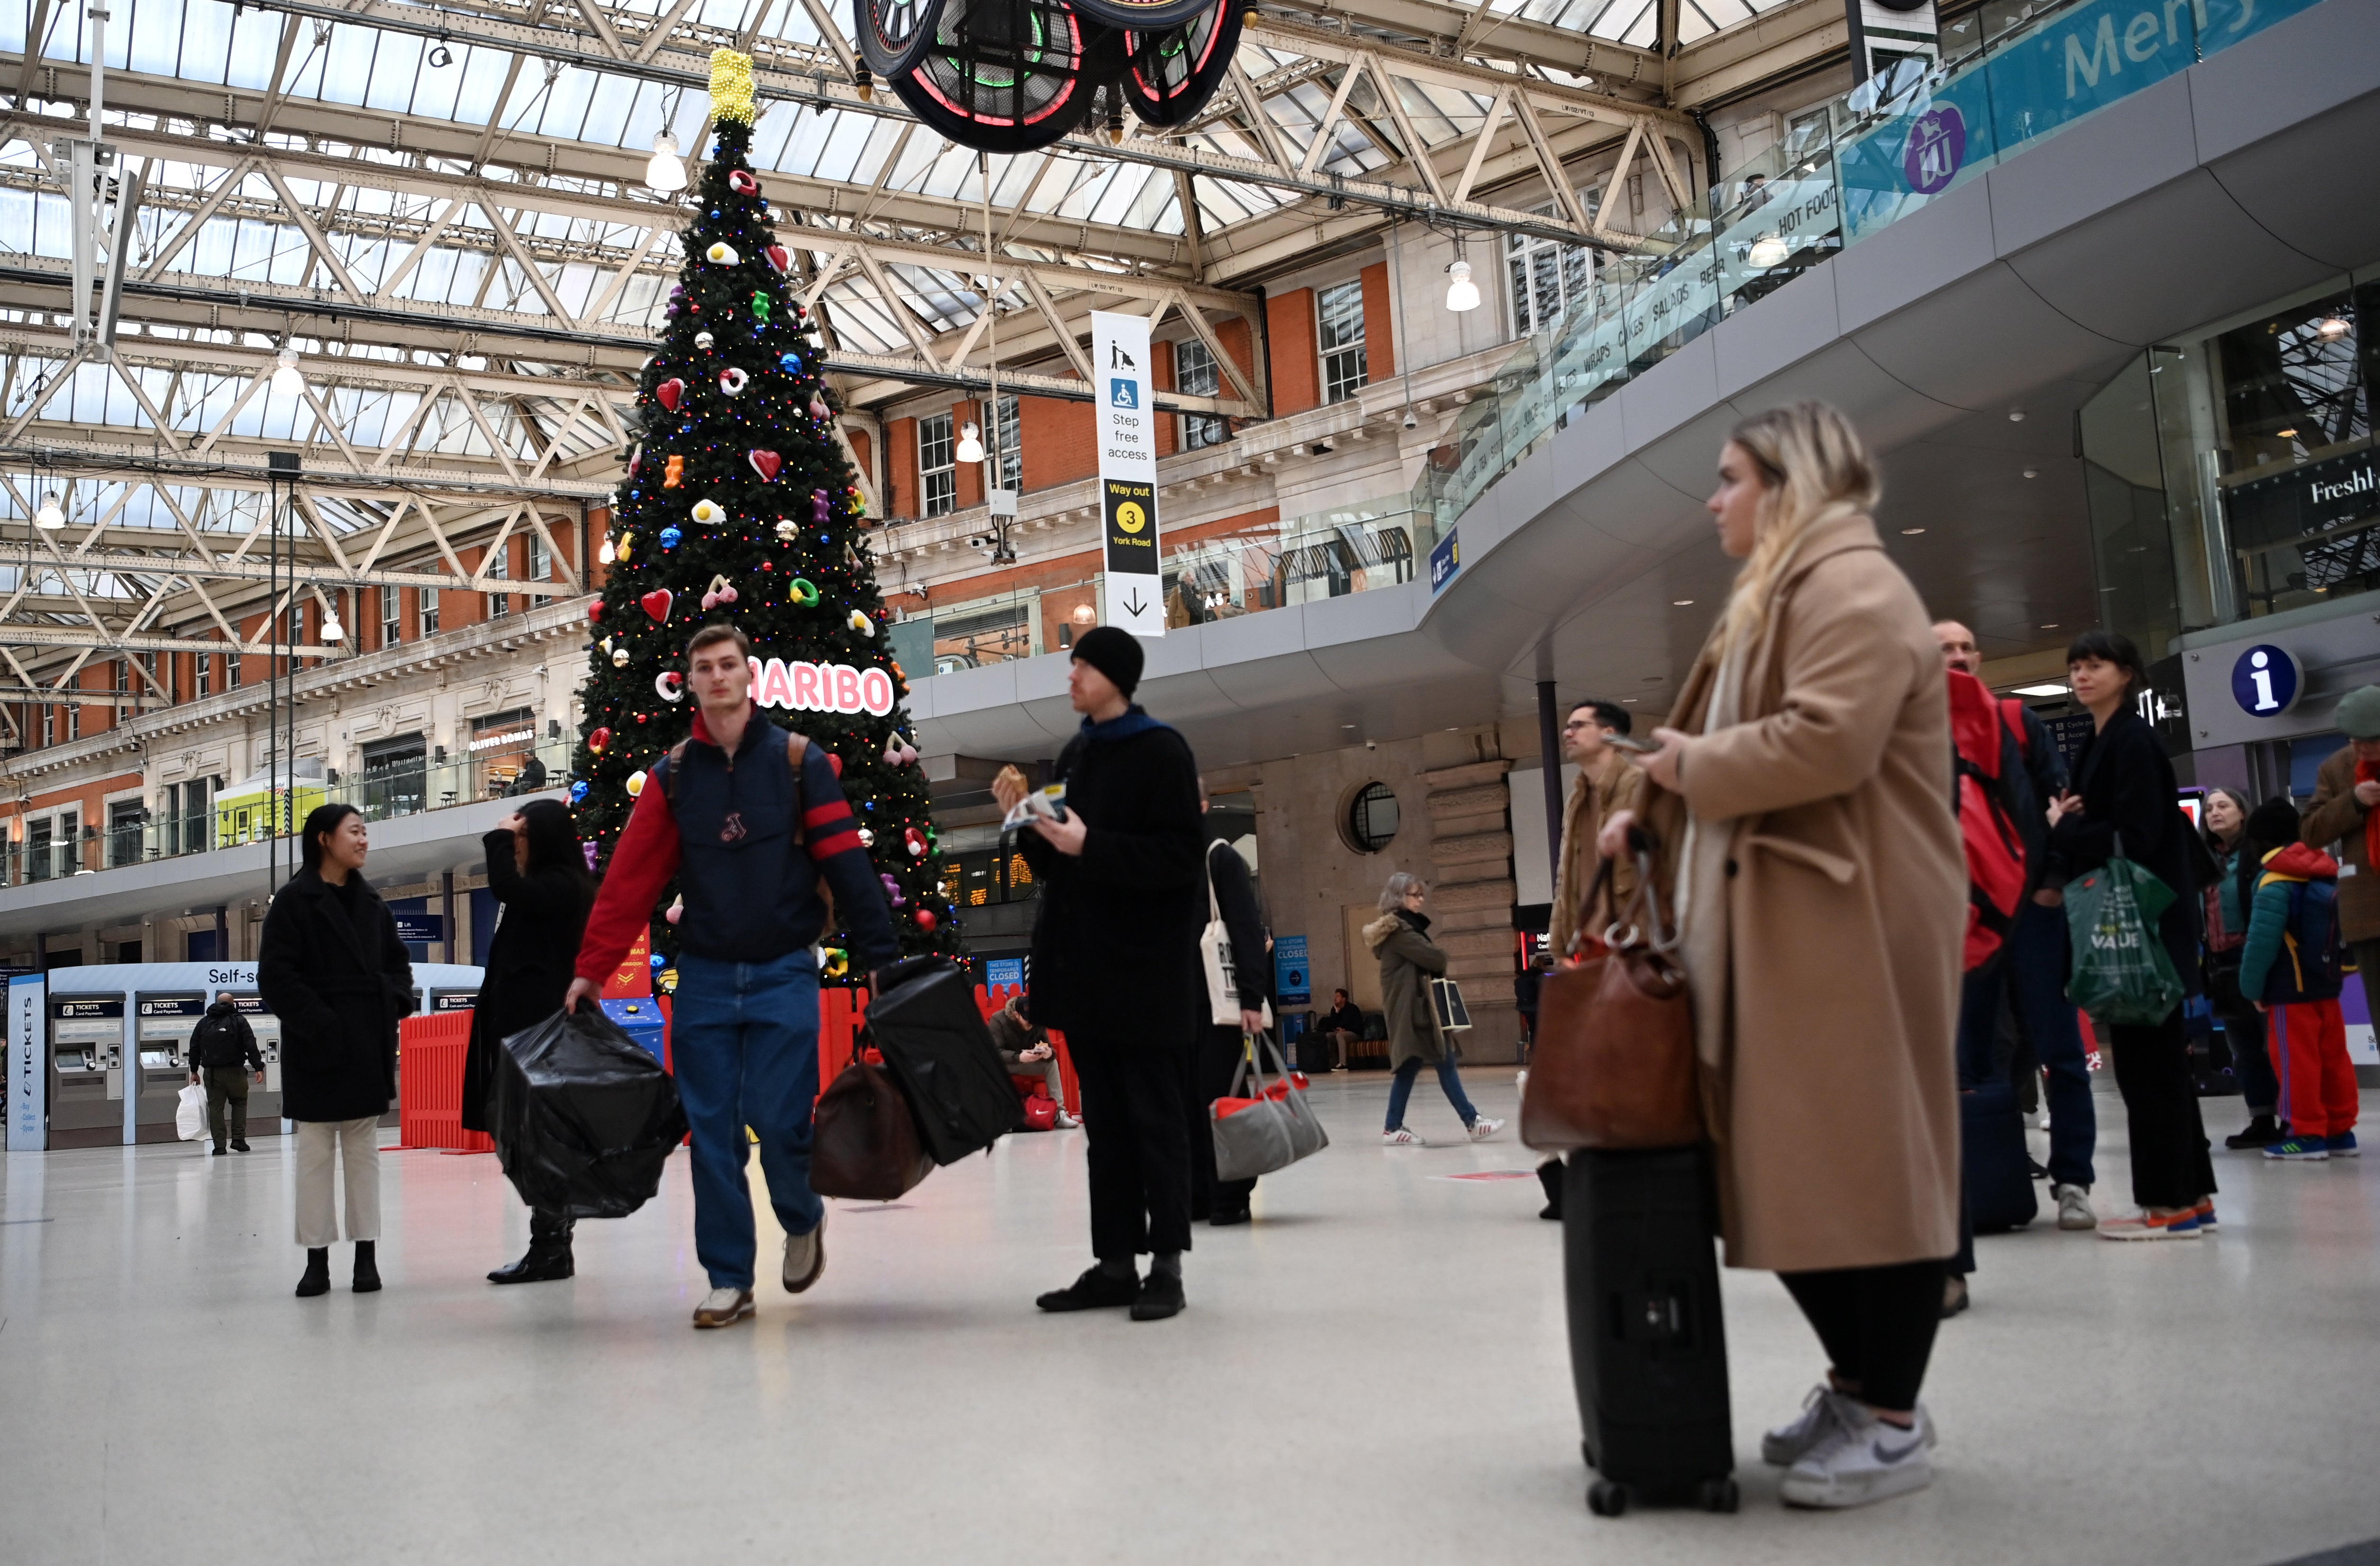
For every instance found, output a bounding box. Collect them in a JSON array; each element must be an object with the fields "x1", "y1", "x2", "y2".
[{"x1": 1093, "y1": 310, "x2": 1164, "y2": 637}]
